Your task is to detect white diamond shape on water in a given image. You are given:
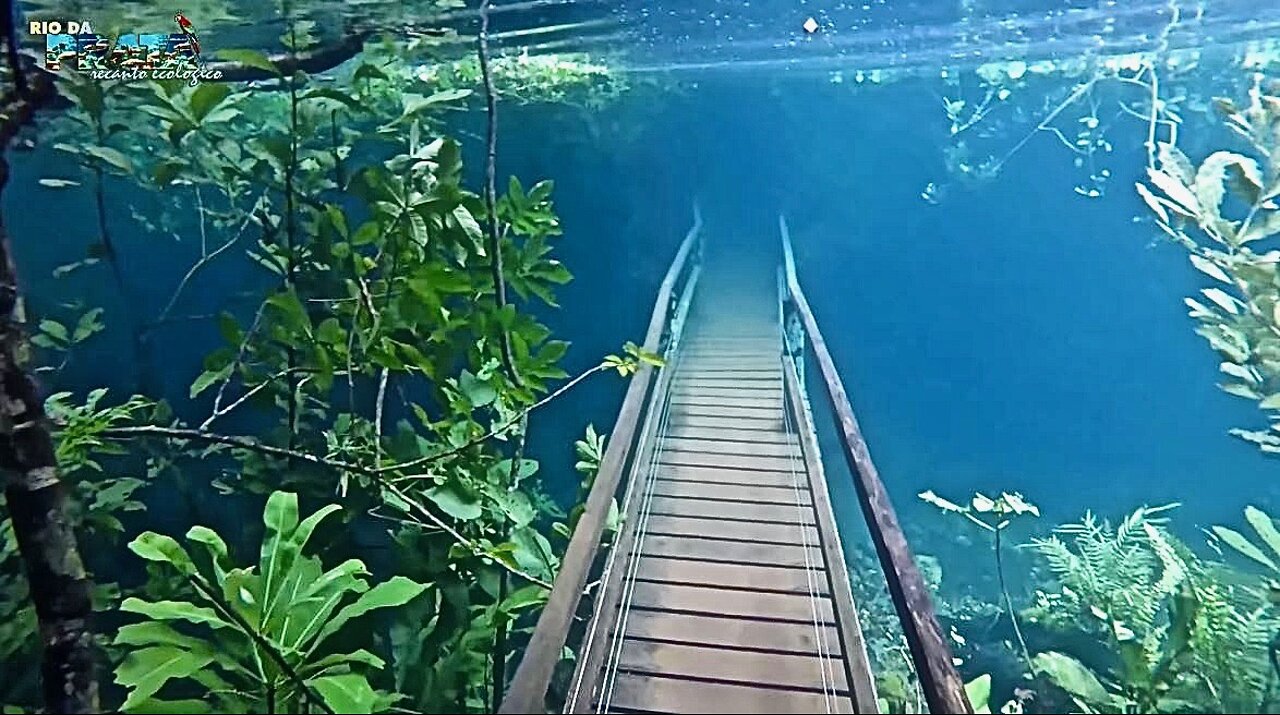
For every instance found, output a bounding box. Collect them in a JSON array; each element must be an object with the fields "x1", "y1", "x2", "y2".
[{"x1": 803, "y1": 17, "x2": 819, "y2": 33}]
